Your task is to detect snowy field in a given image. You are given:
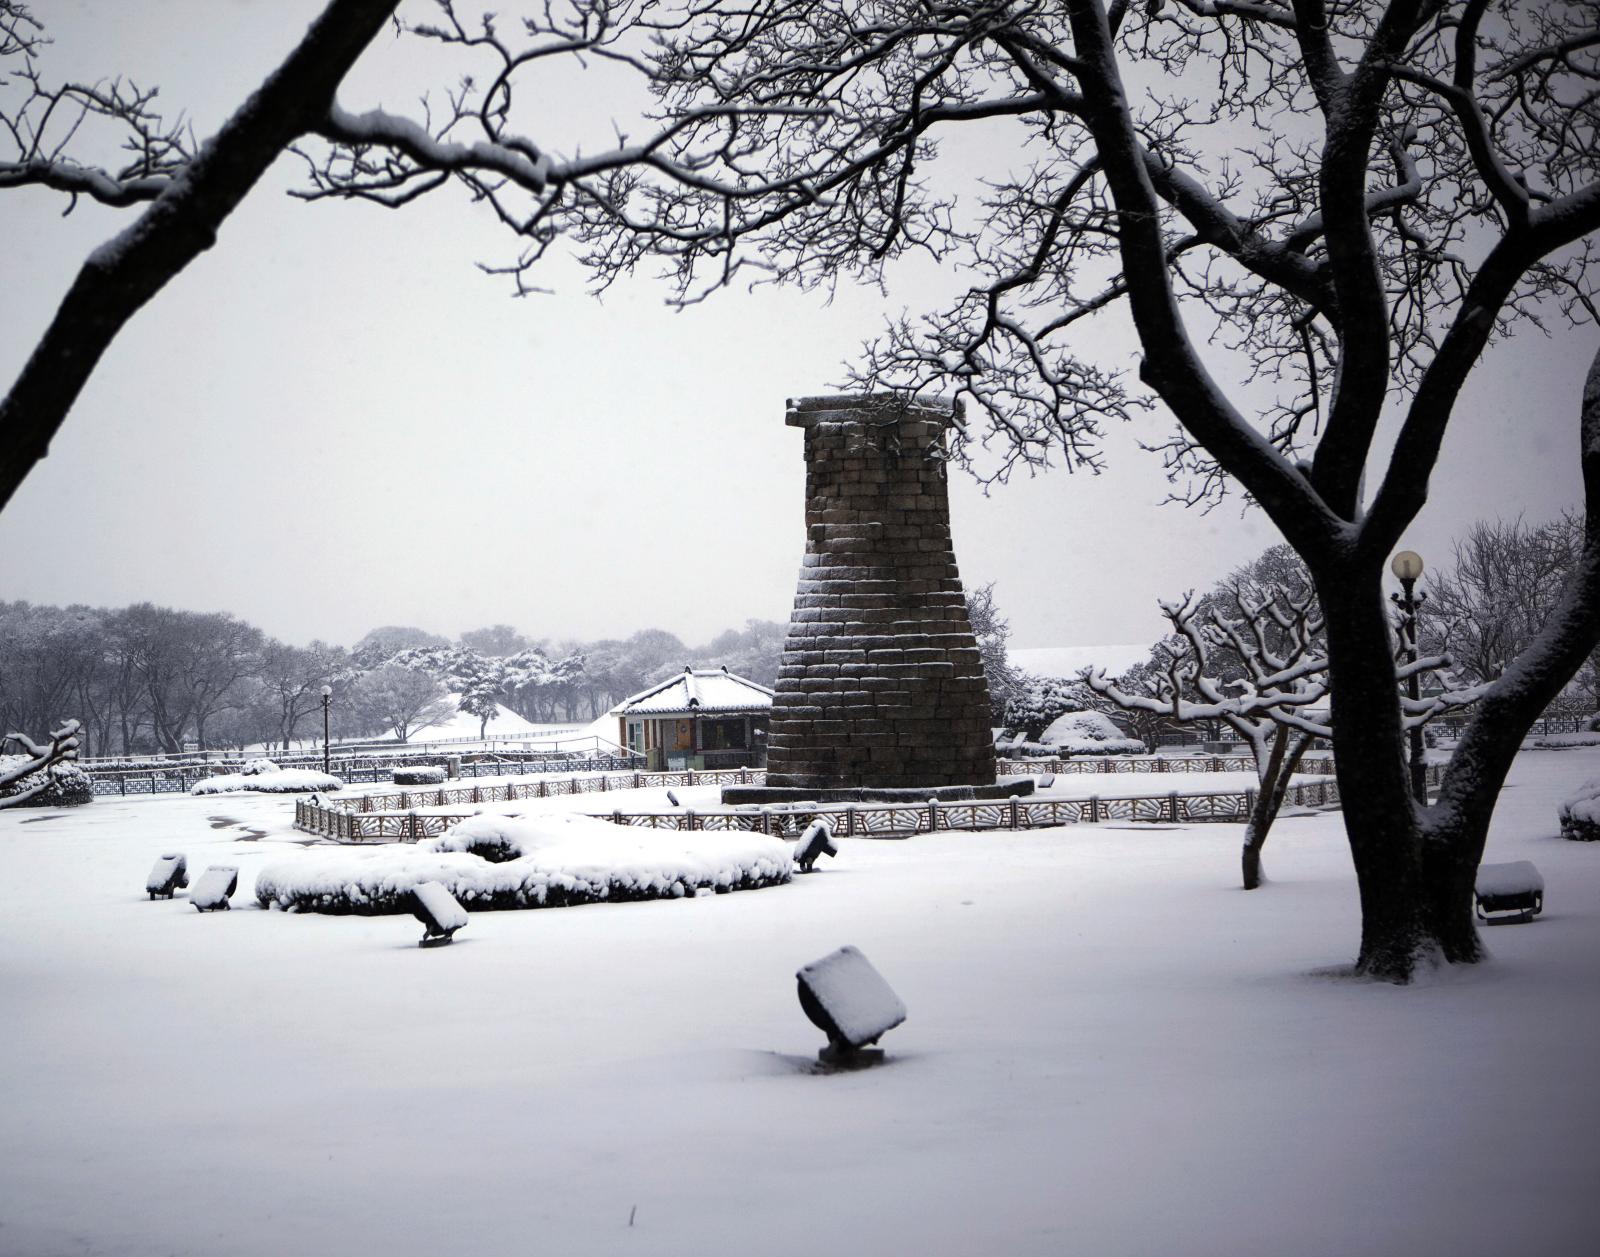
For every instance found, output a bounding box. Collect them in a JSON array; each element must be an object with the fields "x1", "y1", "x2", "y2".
[{"x1": 2, "y1": 750, "x2": 1597, "y2": 1256}]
